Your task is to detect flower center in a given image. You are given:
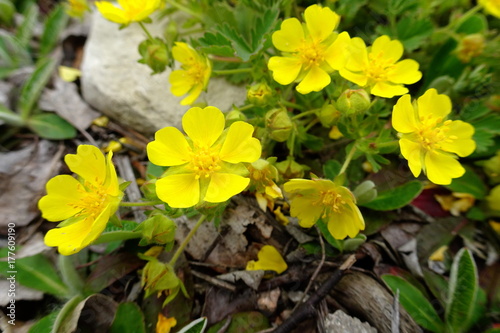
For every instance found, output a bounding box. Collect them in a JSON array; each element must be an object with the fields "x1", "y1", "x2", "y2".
[
  {"x1": 187, "y1": 62, "x2": 207, "y2": 85},
  {"x1": 189, "y1": 145, "x2": 221, "y2": 179},
  {"x1": 72, "y1": 182, "x2": 109, "y2": 219},
  {"x1": 366, "y1": 52, "x2": 394, "y2": 82},
  {"x1": 297, "y1": 40, "x2": 325, "y2": 69},
  {"x1": 416, "y1": 115, "x2": 456, "y2": 151},
  {"x1": 314, "y1": 190, "x2": 346, "y2": 217}
]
